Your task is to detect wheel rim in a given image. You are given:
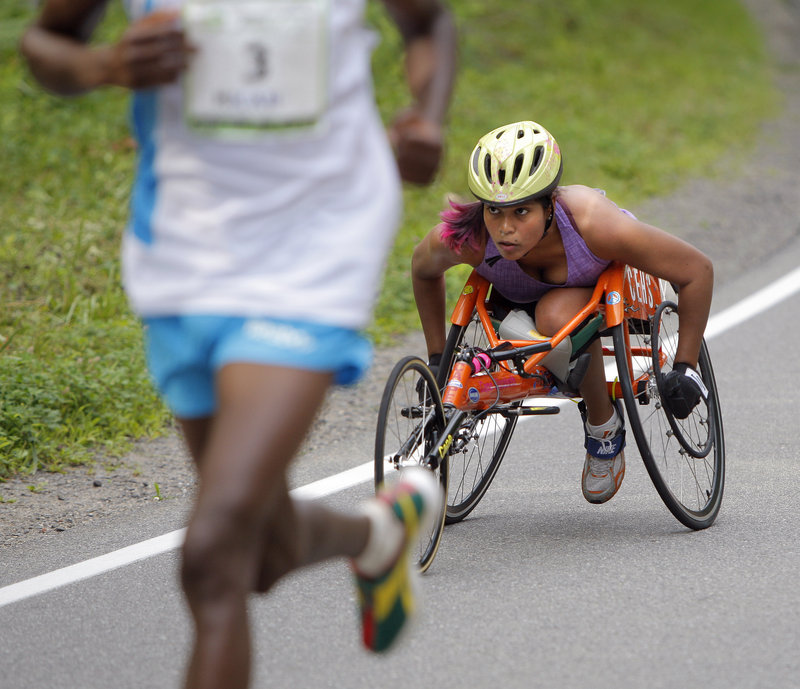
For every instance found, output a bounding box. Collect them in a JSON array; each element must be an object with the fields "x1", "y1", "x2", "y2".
[{"x1": 375, "y1": 358, "x2": 447, "y2": 571}]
